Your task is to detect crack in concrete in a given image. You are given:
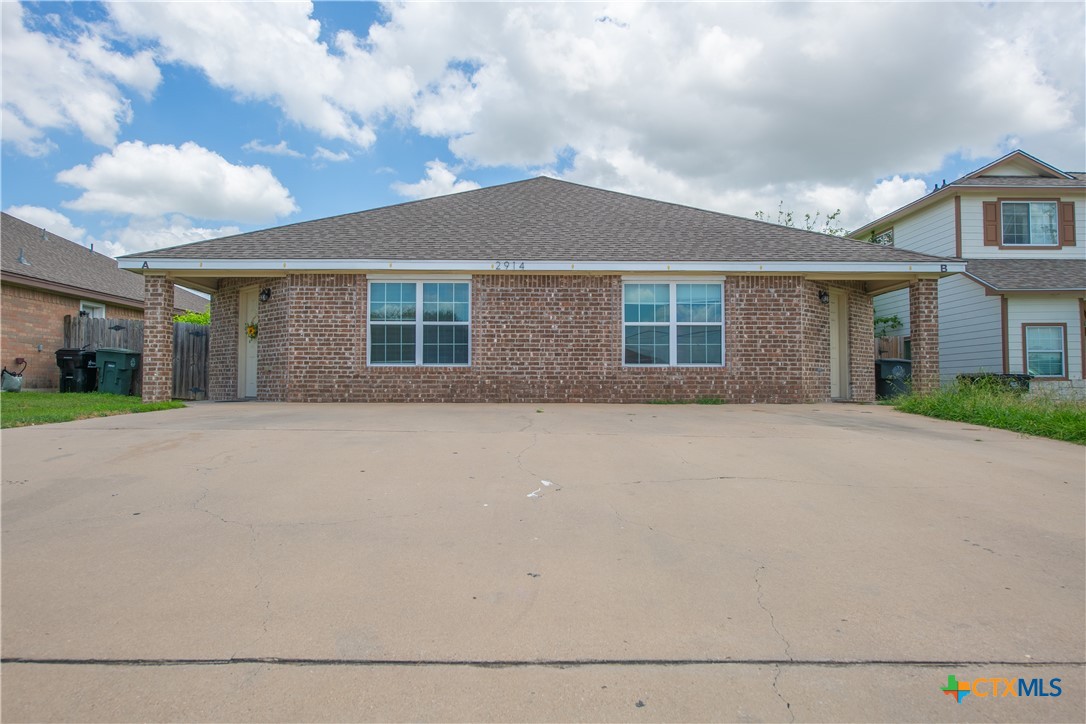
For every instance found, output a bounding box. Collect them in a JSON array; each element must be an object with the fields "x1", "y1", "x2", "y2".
[
  {"x1": 770, "y1": 663, "x2": 795, "y2": 723},
  {"x1": 753, "y1": 565, "x2": 795, "y2": 722},
  {"x1": 513, "y1": 415, "x2": 543, "y2": 481},
  {"x1": 754, "y1": 565, "x2": 792, "y2": 662},
  {"x1": 191, "y1": 488, "x2": 271, "y2": 659}
]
